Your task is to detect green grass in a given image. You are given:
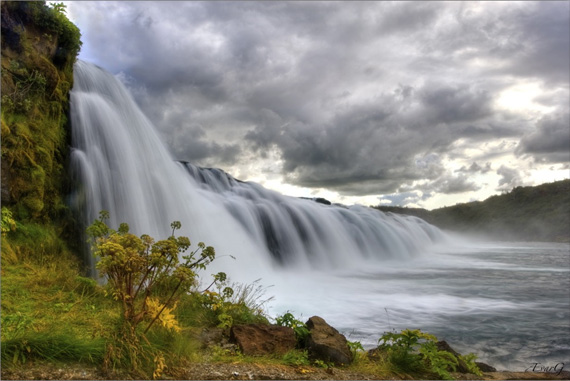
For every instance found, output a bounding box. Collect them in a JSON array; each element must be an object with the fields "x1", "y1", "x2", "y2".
[
  {"x1": 1, "y1": 209, "x2": 275, "y2": 379},
  {"x1": 346, "y1": 351, "x2": 399, "y2": 379},
  {"x1": 1, "y1": 331, "x2": 105, "y2": 365},
  {"x1": 1, "y1": 217, "x2": 117, "y2": 369},
  {"x1": 0, "y1": 216, "x2": 470, "y2": 380},
  {"x1": 0, "y1": 259, "x2": 111, "y2": 369},
  {"x1": 0, "y1": 246, "x2": 452, "y2": 380},
  {"x1": 1, "y1": 201, "x2": 479, "y2": 381}
]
